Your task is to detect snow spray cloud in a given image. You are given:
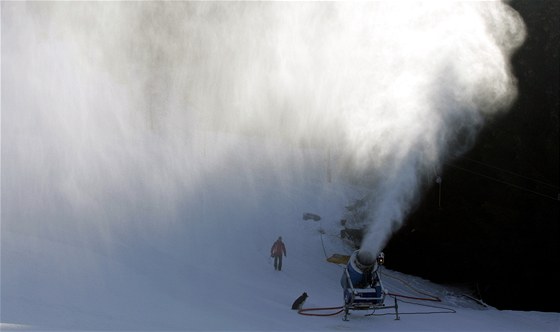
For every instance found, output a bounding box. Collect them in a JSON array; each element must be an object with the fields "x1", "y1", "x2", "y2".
[
  {"x1": 2, "y1": 3, "x2": 524, "y2": 247},
  {"x1": 339, "y1": 2, "x2": 526, "y2": 256}
]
